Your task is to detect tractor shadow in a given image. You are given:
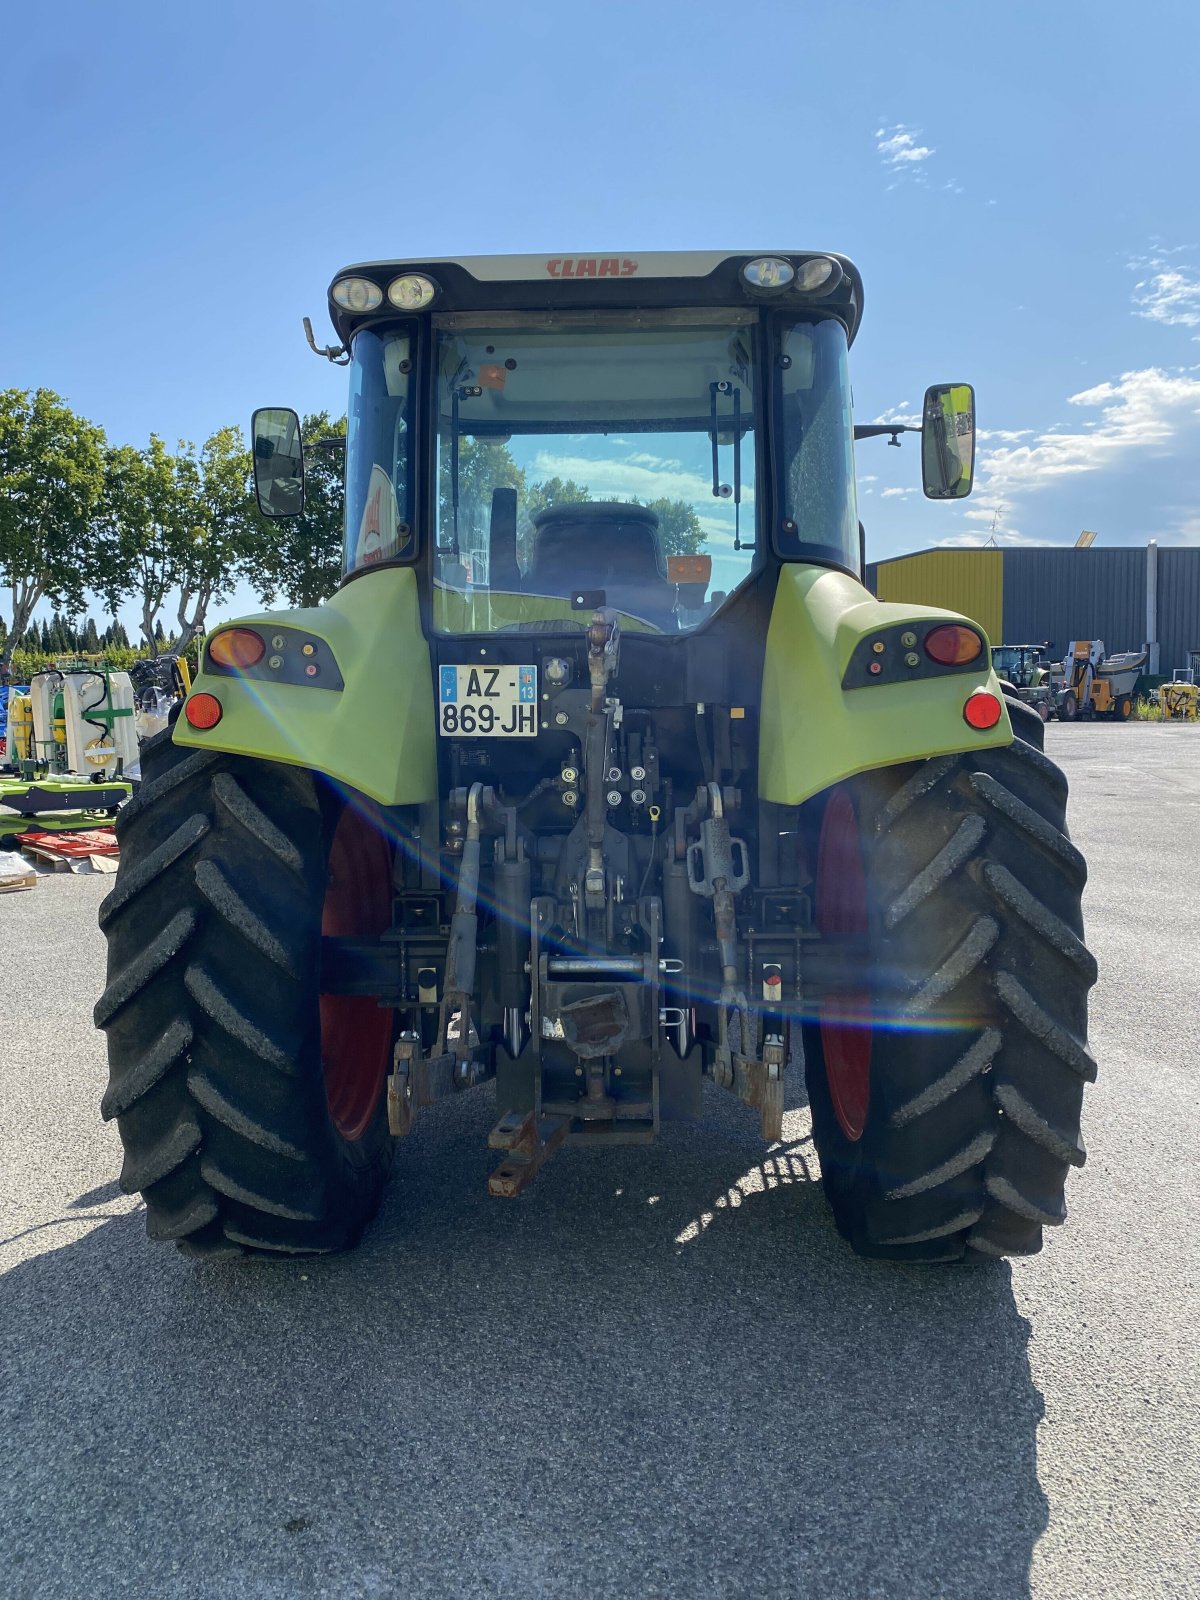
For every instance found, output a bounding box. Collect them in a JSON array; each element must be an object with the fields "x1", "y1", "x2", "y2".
[{"x1": 2, "y1": 1070, "x2": 1046, "y2": 1600}]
